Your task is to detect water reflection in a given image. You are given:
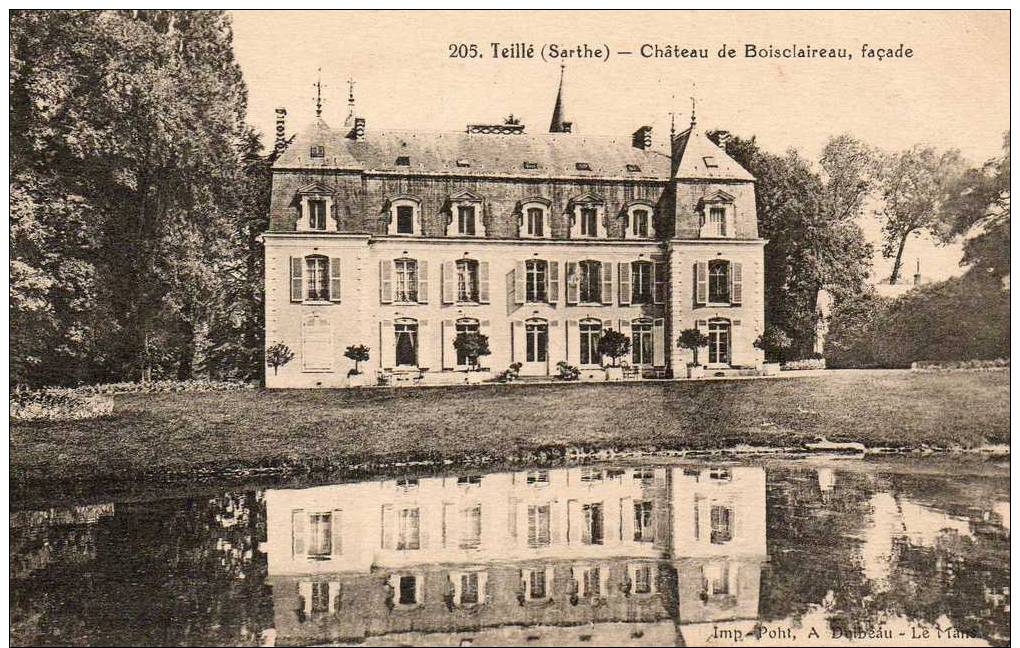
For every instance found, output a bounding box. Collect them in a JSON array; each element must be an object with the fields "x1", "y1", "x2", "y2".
[{"x1": 9, "y1": 458, "x2": 1009, "y2": 647}]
